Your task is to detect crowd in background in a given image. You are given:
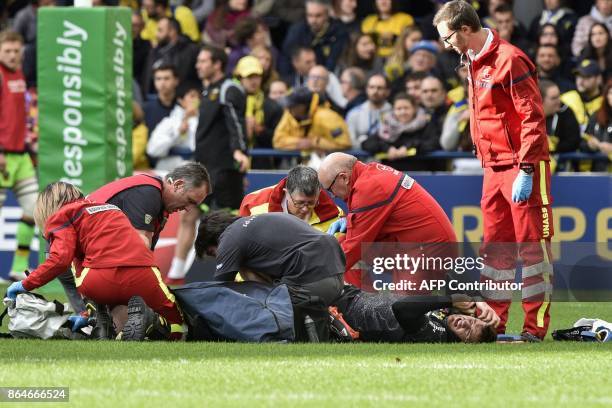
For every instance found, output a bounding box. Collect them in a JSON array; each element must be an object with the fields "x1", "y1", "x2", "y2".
[{"x1": 1, "y1": 0, "x2": 611, "y2": 173}]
